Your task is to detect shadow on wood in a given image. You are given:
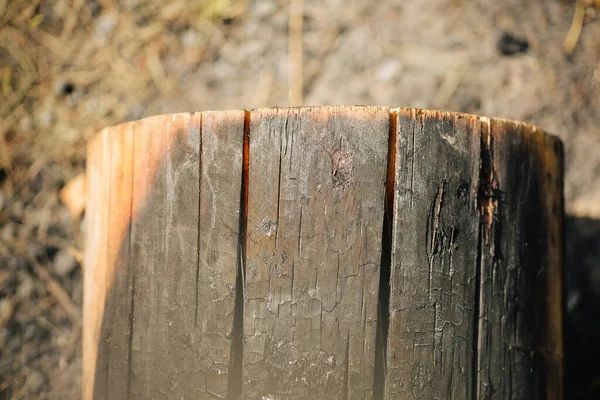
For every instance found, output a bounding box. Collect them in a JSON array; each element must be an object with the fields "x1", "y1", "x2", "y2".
[
  {"x1": 83, "y1": 107, "x2": 564, "y2": 399},
  {"x1": 565, "y1": 216, "x2": 600, "y2": 399}
]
